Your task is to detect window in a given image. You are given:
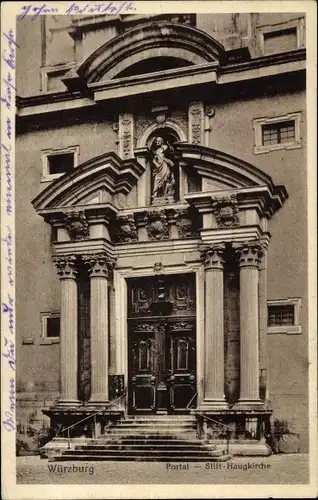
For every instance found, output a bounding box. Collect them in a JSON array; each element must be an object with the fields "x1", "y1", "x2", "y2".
[
  {"x1": 40, "y1": 312, "x2": 60, "y2": 344},
  {"x1": 263, "y1": 28, "x2": 297, "y2": 55},
  {"x1": 253, "y1": 112, "x2": 301, "y2": 154},
  {"x1": 267, "y1": 298, "x2": 301, "y2": 334},
  {"x1": 262, "y1": 120, "x2": 295, "y2": 146},
  {"x1": 48, "y1": 153, "x2": 74, "y2": 175},
  {"x1": 41, "y1": 63, "x2": 75, "y2": 93},
  {"x1": 257, "y1": 18, "x2": 305, "y2": 56},
  {"x1": 41, "y1": 146, "x2": 79, "y2": 182}
]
